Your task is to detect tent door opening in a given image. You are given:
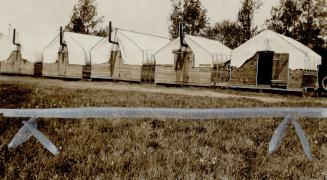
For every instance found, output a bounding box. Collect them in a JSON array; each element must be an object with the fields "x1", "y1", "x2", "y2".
[{"x1": 256, "y1": 51, "x2": 274, "y2": 85}]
